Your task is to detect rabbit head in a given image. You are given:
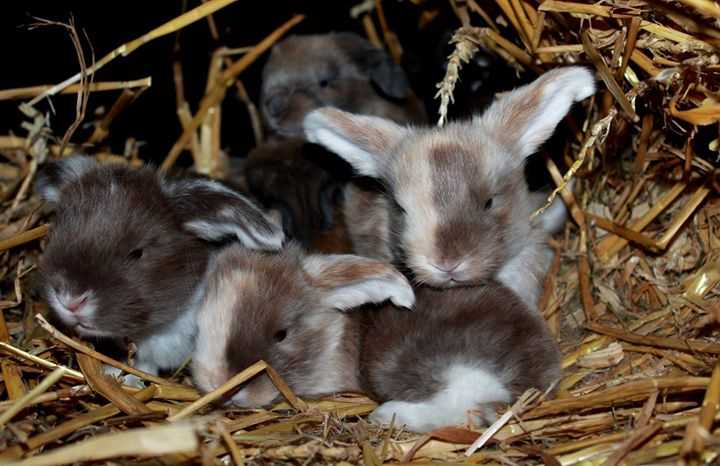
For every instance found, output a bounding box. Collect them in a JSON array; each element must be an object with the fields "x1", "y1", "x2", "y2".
[{"x1": 304, "y1": 66, "x2": 595, "y2": 288}]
